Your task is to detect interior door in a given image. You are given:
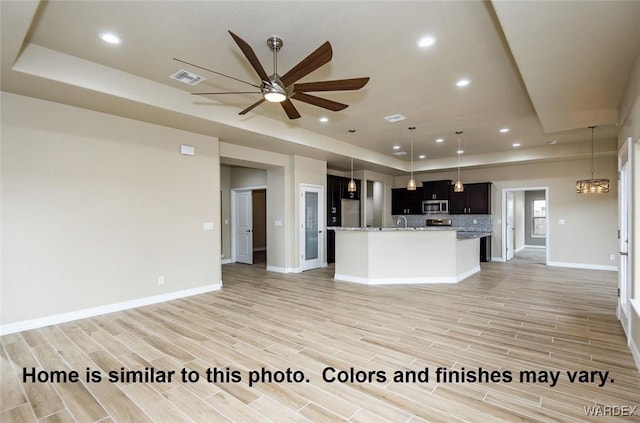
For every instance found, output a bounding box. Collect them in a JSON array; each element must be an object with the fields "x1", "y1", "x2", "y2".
[
  {"x1": 235, "y1": 190, "x2": 253, "y2": 264},
  {"x1": 618, "y1": 140, "x2": 631, "y2": 333},
  {"x1": 300, "y1": 184, "x2": 324, "y2": 271},
  {"x1": 506, "y1": 191, "x2": 515, "y2": 260}
]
